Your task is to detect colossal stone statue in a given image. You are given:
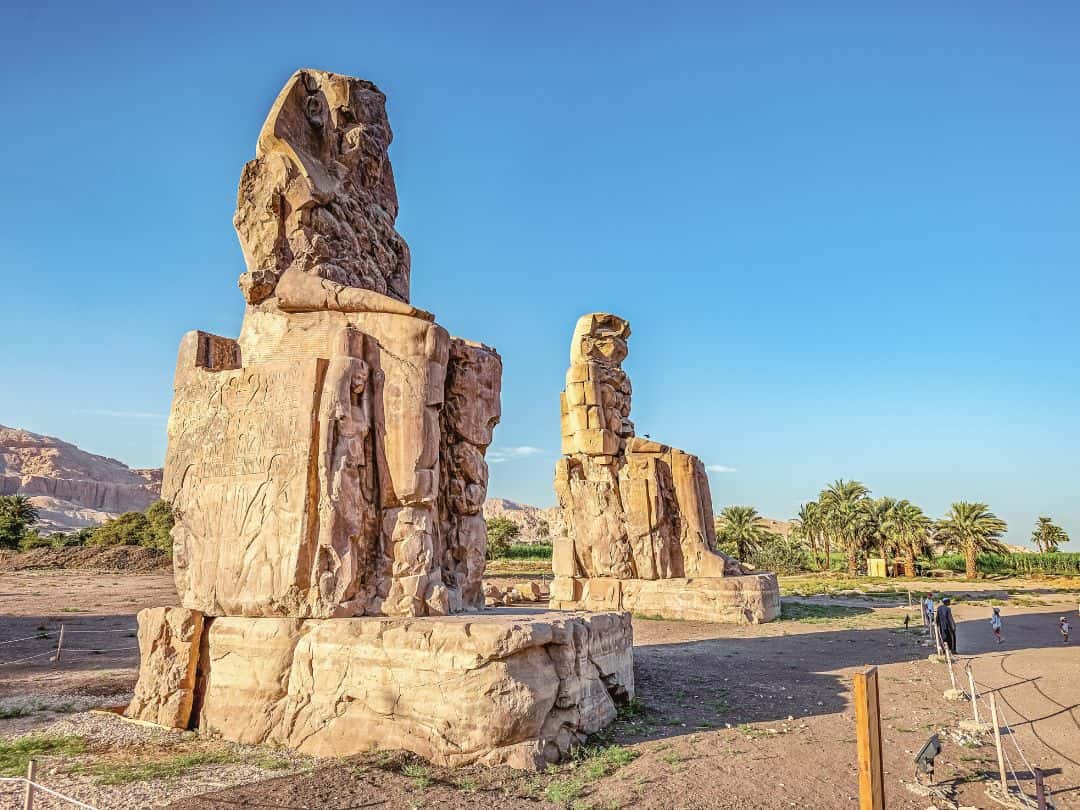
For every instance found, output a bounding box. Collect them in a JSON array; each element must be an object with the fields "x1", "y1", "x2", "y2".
[
  {"x1": 127, "y1": 70, "x2": 633, "y2": 769},
  {"x1": 551, "y1": 313, "x2": 781, "y2": 623}
]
